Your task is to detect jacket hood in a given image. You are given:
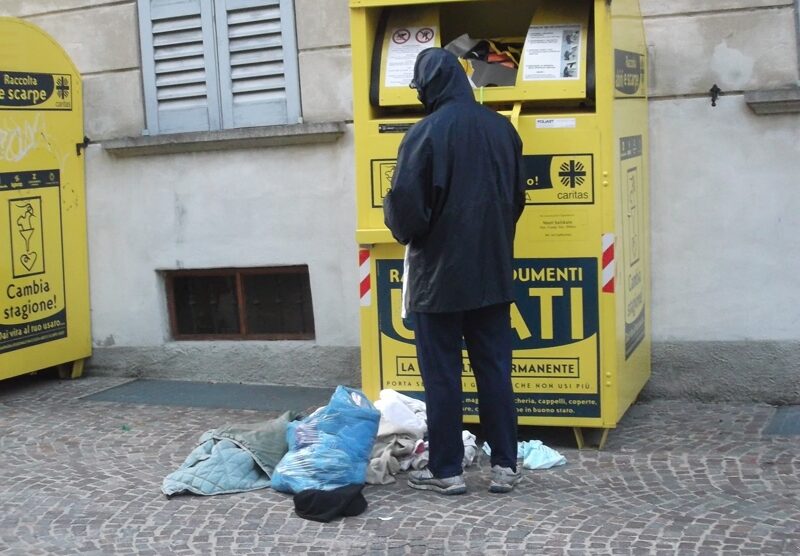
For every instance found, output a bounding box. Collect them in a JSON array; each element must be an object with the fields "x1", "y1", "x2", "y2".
[{"x1": 413, "y1": 48, "x2": 474, "y2": 113}]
